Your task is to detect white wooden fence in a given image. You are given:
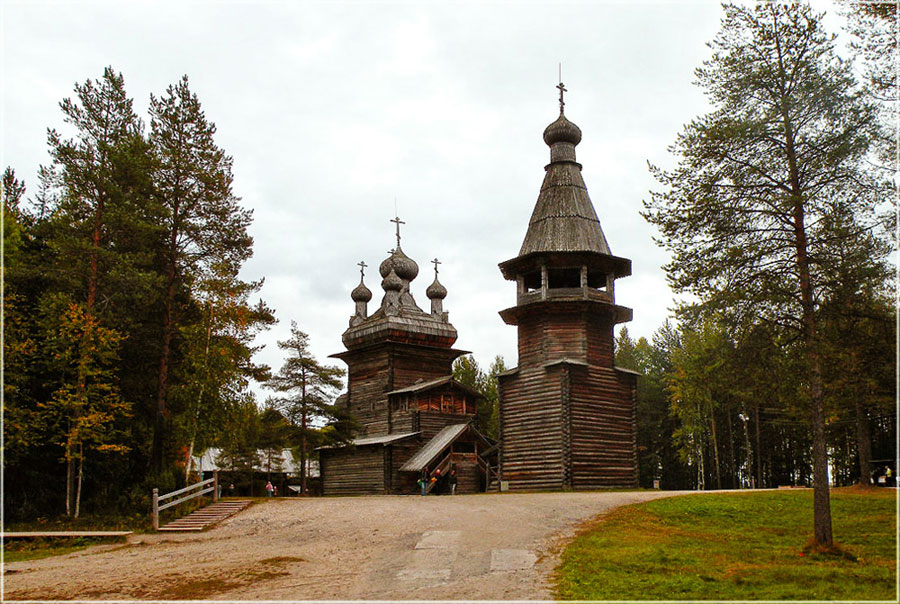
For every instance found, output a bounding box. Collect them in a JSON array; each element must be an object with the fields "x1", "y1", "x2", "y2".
[{"x1": 152, "y1": 470, "x2": 217, "y2": 531}]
